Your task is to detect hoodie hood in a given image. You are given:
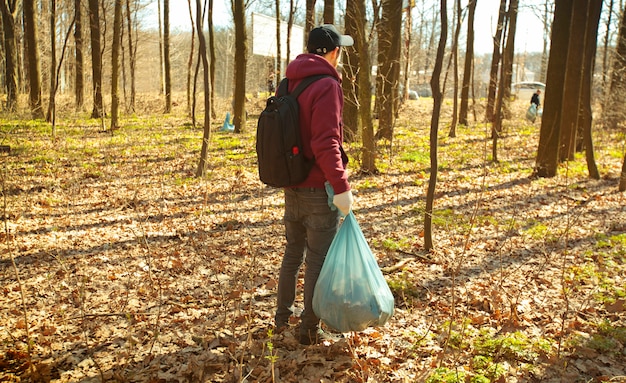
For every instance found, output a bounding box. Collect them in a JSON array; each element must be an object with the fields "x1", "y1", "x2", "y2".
[{"x1": 285, "y1": 53, "x2": 341, "y2": 84}]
